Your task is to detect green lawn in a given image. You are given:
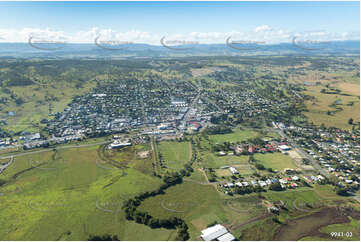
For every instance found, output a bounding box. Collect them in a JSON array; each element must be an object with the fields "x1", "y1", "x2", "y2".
[
  {"x1": 209, "y1": 128, "x2": 260, "y2": 144},
  {"x1": 254, "y1": 152, "x2": 298, "y2": 171},
  {"x1": 158, "y1": 141, "x2": 192, "y2": 169},
  {"x1": 200, "y1": 152, "x2": 250, "y2": 169}
]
